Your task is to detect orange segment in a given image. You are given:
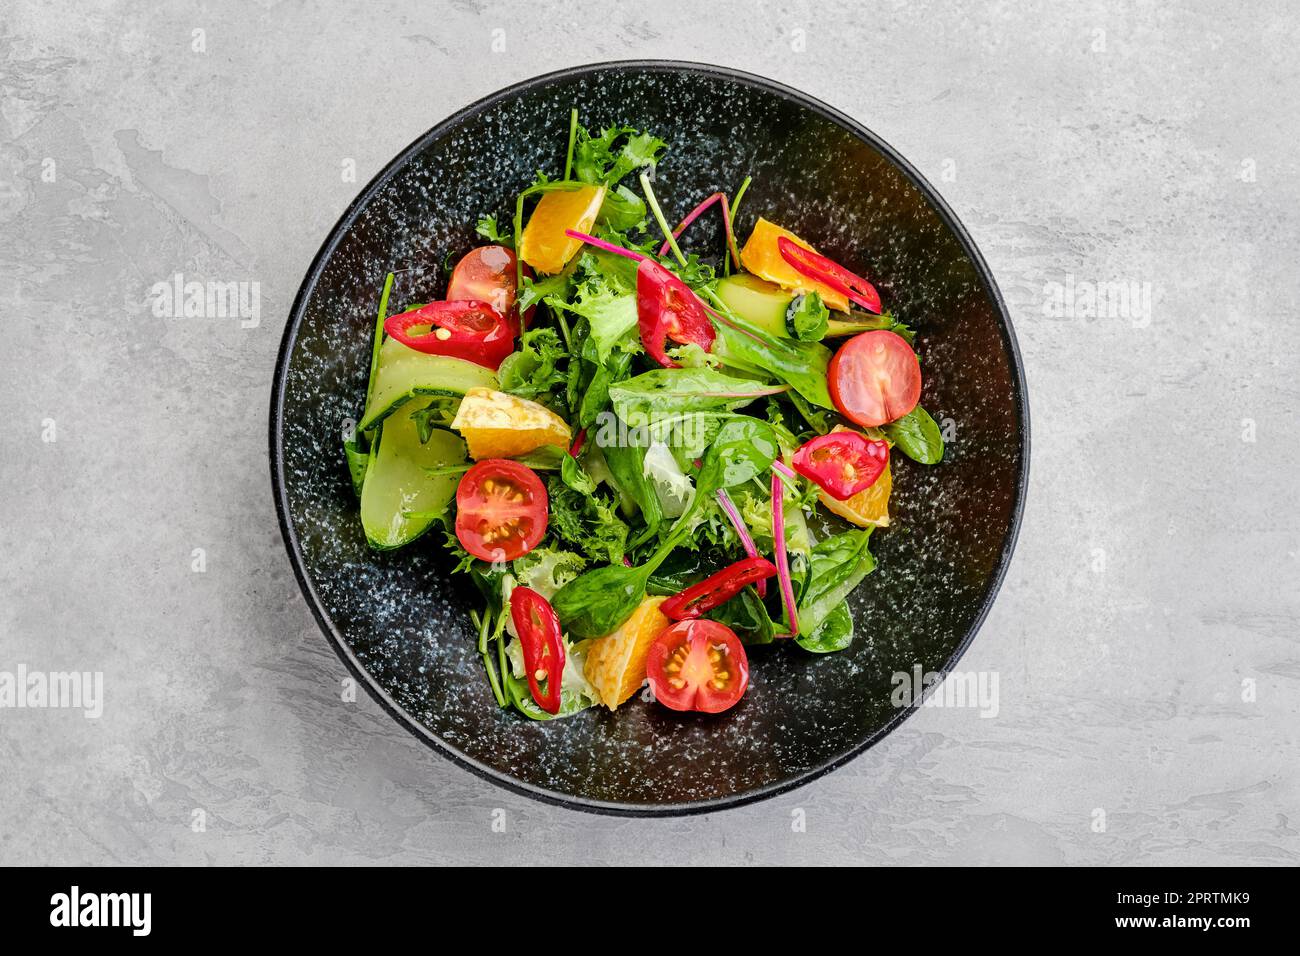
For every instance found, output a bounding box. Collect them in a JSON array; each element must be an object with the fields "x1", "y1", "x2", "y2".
[
  {"x1": 450, "y1": 387, "x2": 571, "y2": 460},
  {"x1": 739, "y1": 217, "x2": 850, "y2": 312},
  {"x1": 583, "y1": 596, "x2": 670, "y2": 710},
  {"x1": 518, "y1": 185, "x2": 606, "y2": 274},
  {"x1": 818, "y1": 427, "x2": 891, "y2": 527}
]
